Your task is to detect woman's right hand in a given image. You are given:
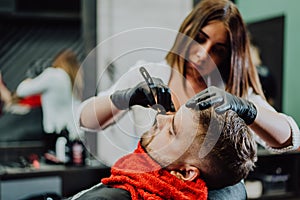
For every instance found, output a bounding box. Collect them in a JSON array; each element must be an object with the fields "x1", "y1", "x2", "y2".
[
  {"x1": 110, "y1": 78, "x2": 175, "y2": 113},
  {"x1": 186, "y1": 86, "x2": 257, "y2": 125}
]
